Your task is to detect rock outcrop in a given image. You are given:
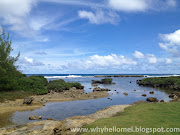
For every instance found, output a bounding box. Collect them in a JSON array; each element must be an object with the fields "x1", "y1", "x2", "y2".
[
  {"x1": 23, "y1": 97, "x2": 34, "y2": 104},
  {"x1": 93, "y1": 87, "x2": 111, "y2": 92},
  {"x1": 146, "y1": 97, "x2": 159, "y2": 102}
]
